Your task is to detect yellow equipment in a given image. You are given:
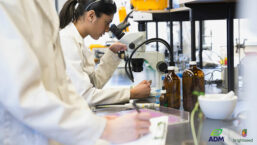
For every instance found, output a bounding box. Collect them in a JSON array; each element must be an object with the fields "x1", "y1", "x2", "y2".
[
  {"x1": 89, "y1": 44, "x2": 108, "y2": 64},
  {"x1": 130, "y1": 0, "x2": 168, "y2": 11},
  {"x1": 118, "y1": 6, "x2": 129, "y2": 32},
  {"x1": 89, "y1": 44, "x2": 107, "y2": 51}
]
